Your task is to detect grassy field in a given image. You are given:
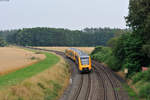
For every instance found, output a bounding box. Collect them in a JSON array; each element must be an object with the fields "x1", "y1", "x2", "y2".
[{"x1": 0, "y1": 51, "x2": 59, "y2": 87}]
